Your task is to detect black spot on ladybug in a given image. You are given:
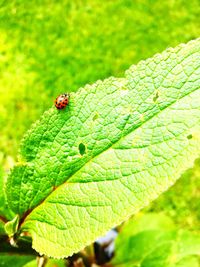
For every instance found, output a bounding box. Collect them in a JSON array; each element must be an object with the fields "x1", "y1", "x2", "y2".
[
  {"x1": 54, "y1": 93, "x2": 70, "y2": 110},
  {"x1": 79, "y1": 143, "x2": 86, "y2": 156},
  {"x1": 187, "y1": 134, "x2": 193, "y2": 139}
]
